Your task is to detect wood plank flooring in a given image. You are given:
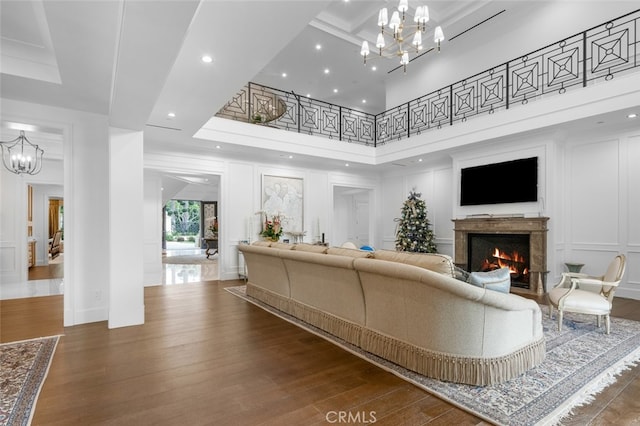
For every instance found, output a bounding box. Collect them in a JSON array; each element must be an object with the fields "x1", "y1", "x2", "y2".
[
  {"x1": 4, "y1": 281, "x2": 639, "y2": 425},
  {"x1": 0, "y1": 295, "x2": 64, "y2": 342},
  {"x1": 28, "y1": 261, "x2": 63, "y2": 280}
]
